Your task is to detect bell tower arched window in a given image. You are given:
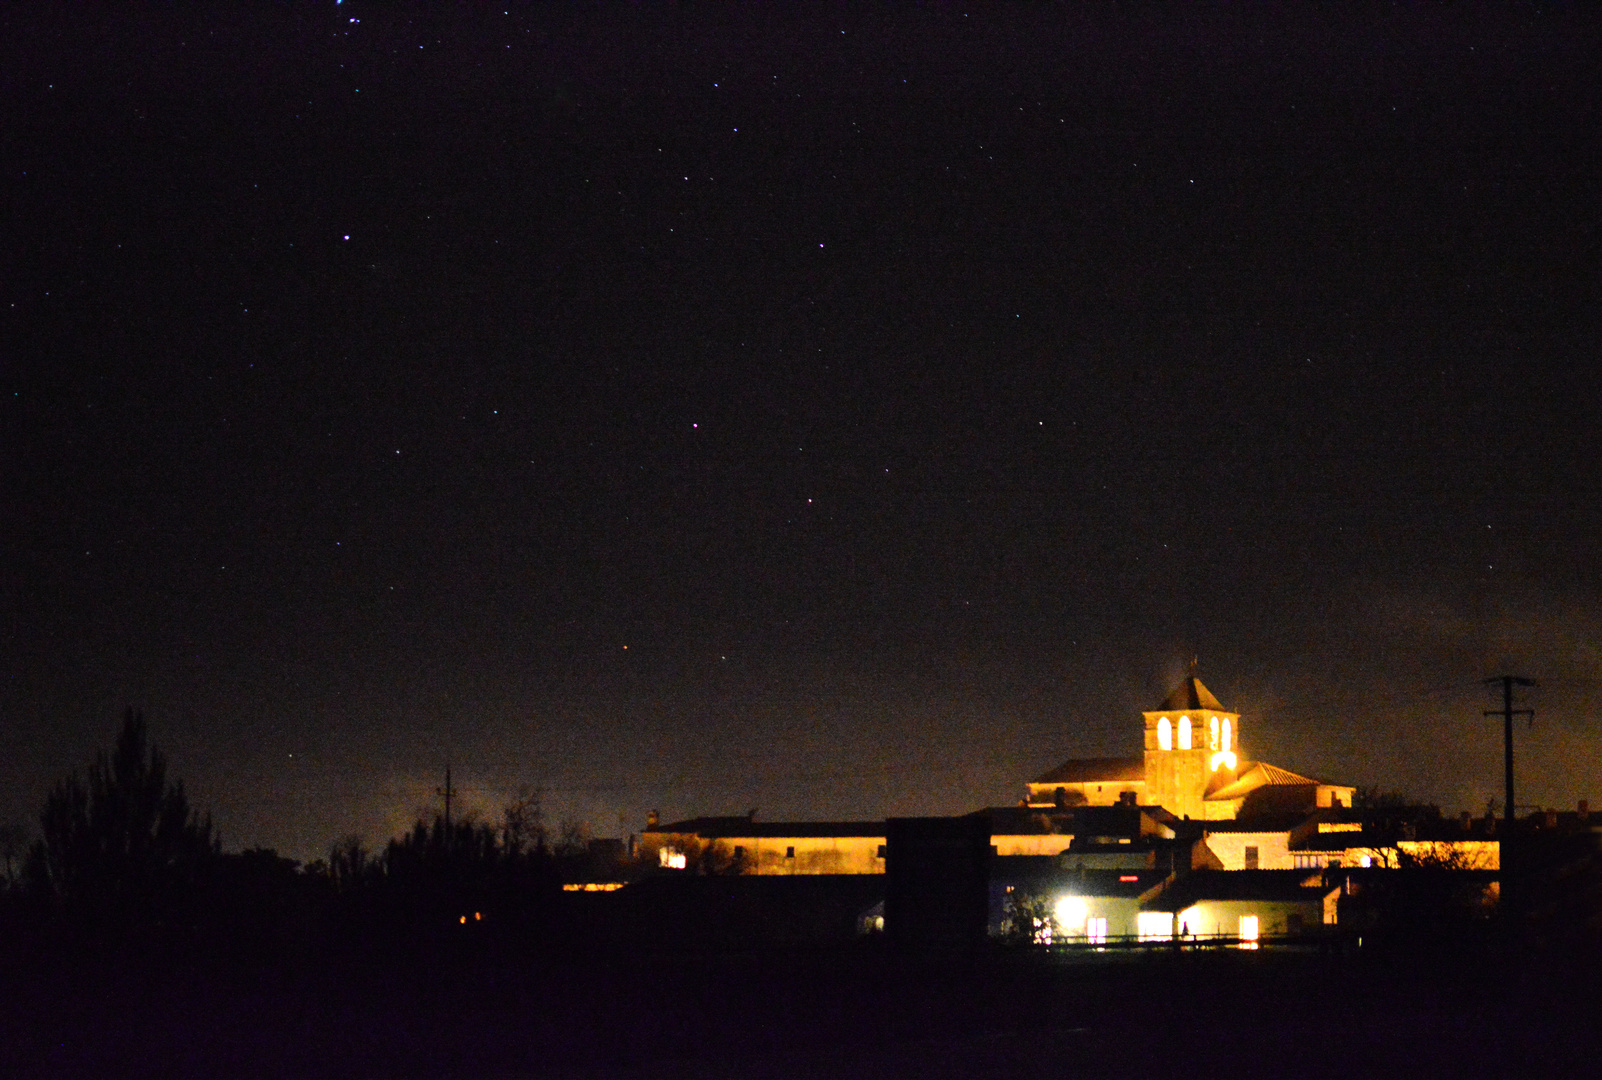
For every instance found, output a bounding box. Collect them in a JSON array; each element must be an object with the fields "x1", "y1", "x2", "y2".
[
  {"x1": 1222, "y1": 718, "x2": 1233, "y2": 754},
  {"x1": 1177, "y1": 716, "x2": 1192, "y2": 750},
  {"x1": 1157, "y1": 717, "x2": 1172, "y2": 751}
]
